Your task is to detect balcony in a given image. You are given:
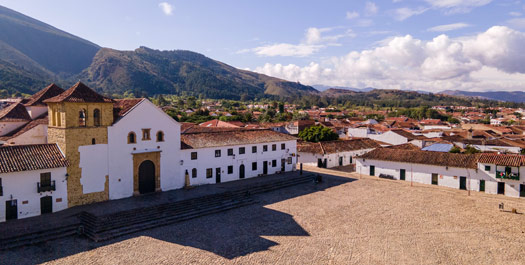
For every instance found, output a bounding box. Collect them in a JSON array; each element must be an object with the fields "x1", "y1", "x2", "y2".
[
  {"x1": 496, "y1": 171, "x2": 520, "y2": 181},
  {"x1": 37, "y1": 180, "x2": 56, "y2": 193}
]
